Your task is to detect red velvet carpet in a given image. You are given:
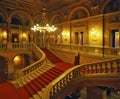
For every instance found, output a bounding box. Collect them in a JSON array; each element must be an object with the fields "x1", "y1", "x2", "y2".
[
  {"x1": 0, "y1": 48, "x2": 74, "y2": 99},
  {"x1": 0, "y1": 82, "x2": 21, "y2": 99},
  {"x1": 55, "y1": 61, "x2": 74, "y2": 72},
  {"x1": 41, "y1": 48, "x2": 63, "y2": 63}
]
